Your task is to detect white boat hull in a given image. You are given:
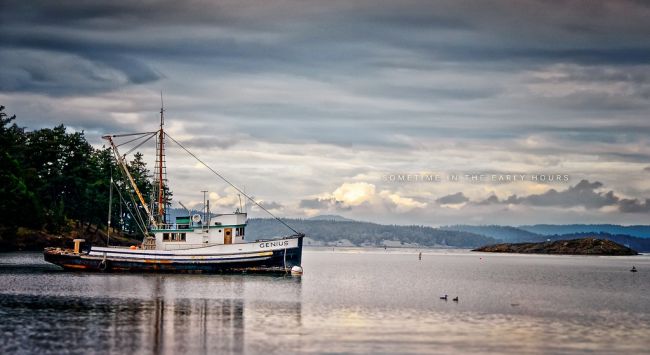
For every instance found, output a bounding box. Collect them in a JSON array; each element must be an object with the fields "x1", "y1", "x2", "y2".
[{"x1": 44, "y1": 236, "x2": 303, "y2": 274}]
